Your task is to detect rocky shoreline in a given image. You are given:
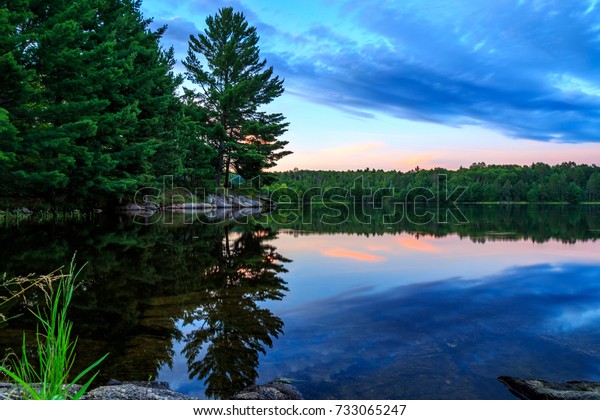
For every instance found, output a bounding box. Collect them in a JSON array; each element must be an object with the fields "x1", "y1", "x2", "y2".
[
  {"x1": 498, "y1": 376, "x2": 600, "y2": 400},
  {"x1": 2, "y1": 194, "x2": 271, "y2": 219},
  {"x1": 0, "y1": 379, "x2": 302, "y2": 400},
  {"x1": 119, "y1": 193, "x2": 270, "y2": 219}
]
